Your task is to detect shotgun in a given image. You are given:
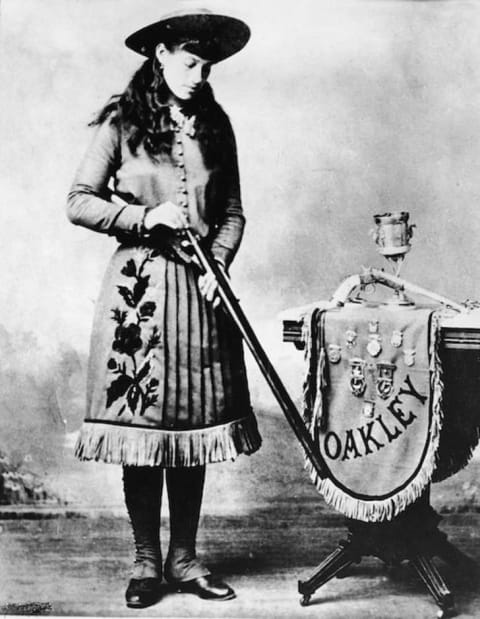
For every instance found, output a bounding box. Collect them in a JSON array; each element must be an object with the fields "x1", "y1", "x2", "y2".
[{"x1": 183, "y1": 228, "x2": 327, "y2": 479}]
